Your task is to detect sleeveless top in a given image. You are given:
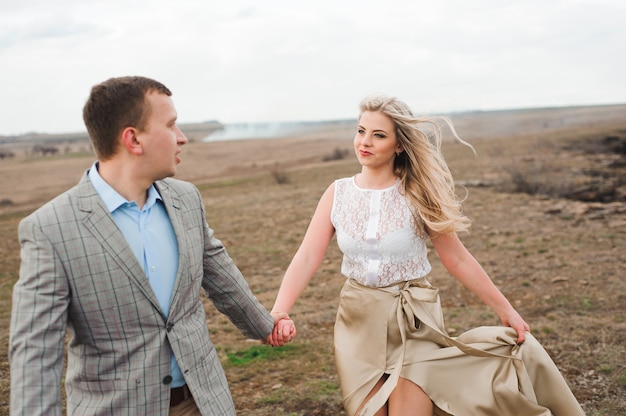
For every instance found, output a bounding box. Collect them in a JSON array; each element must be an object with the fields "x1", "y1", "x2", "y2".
[{"x1": 331, "y1": 176, "x2": 432, "y2": 287}]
